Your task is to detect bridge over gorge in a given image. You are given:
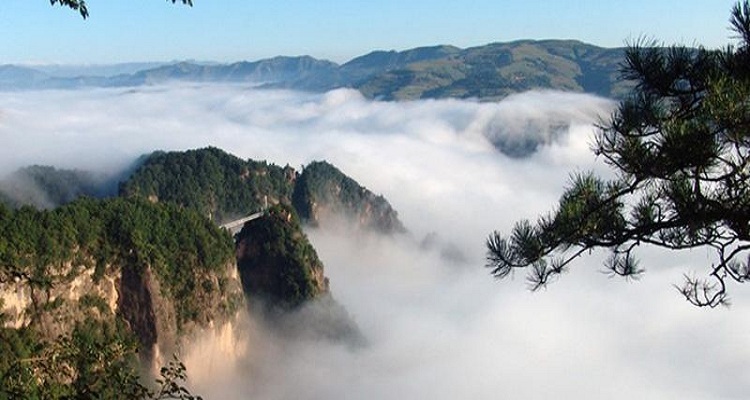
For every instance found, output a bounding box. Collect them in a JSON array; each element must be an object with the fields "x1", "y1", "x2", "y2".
[{"x1": 220, "y1": 211, "x2": 265, "y2": 234}]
